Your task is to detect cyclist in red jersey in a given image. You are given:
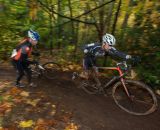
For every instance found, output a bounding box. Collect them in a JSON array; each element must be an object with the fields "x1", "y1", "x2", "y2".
[{"x1": 11, "y1": 30, "x2": 40, "y2": 87}]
